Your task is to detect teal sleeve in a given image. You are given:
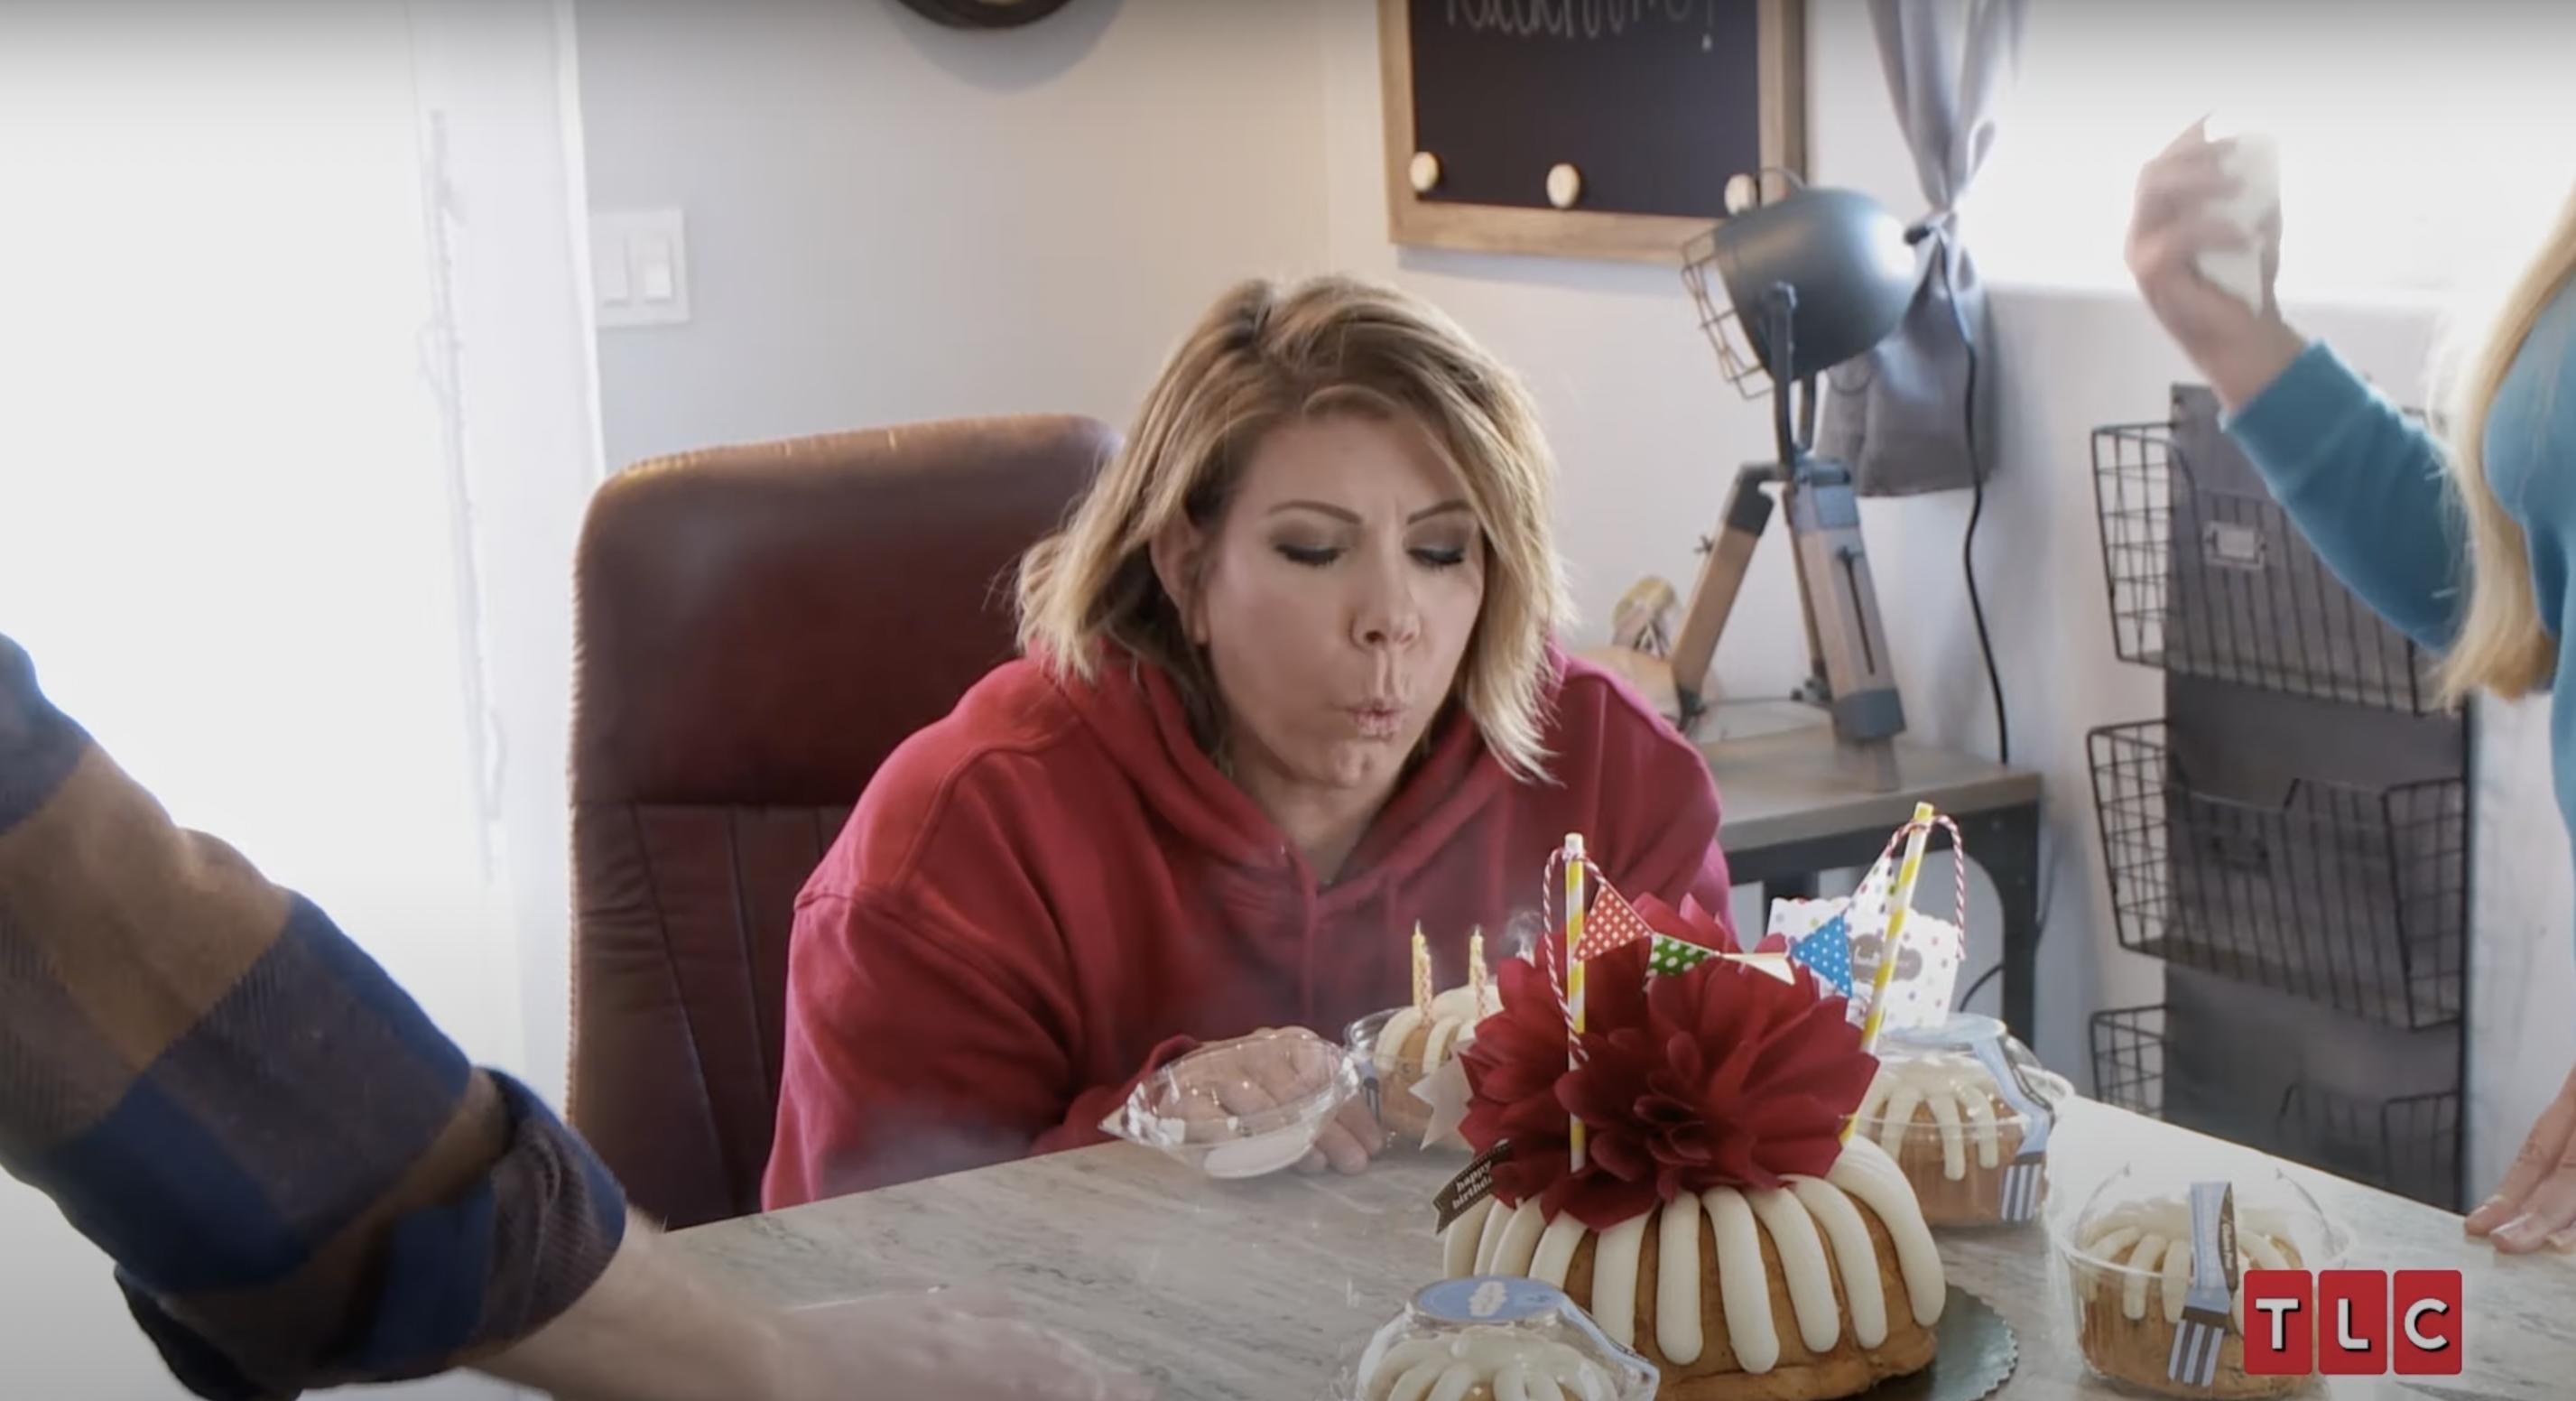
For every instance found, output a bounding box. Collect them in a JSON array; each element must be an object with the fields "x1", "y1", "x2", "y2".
[{"x1": 2224, "y1": 341, "x2": 2463, "y2": 650}]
